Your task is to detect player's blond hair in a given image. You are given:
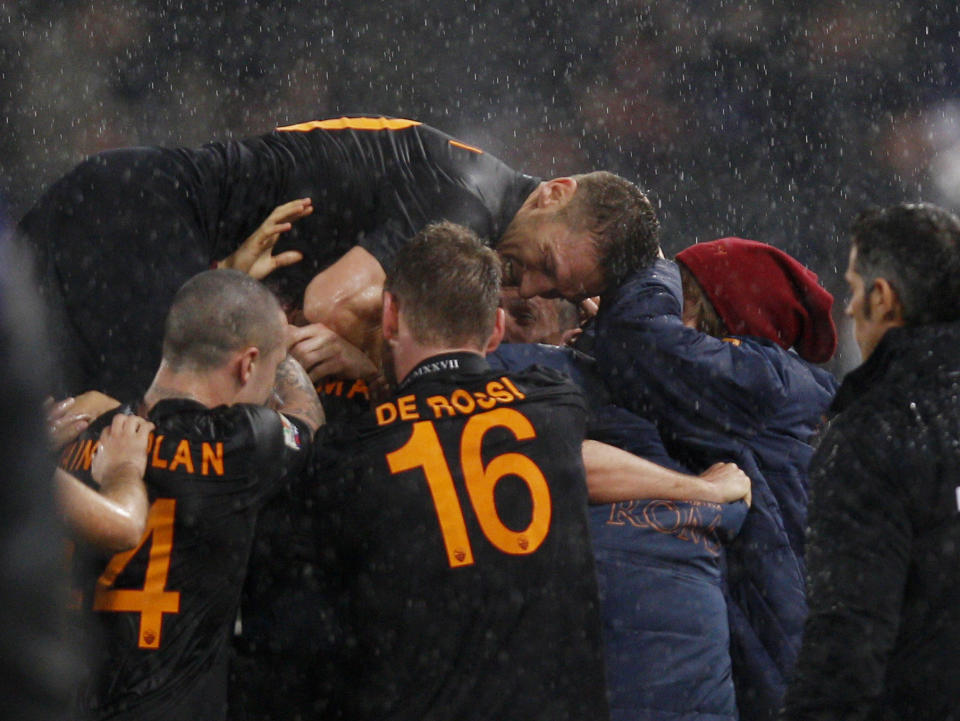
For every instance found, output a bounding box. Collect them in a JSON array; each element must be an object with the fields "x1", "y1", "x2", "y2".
[
  {"x1": 562, "y1": 171, "x2": 660, "y2": 290},
  {"x1": 385, "y1": 222, "x2": 501, "y2": 350}
]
